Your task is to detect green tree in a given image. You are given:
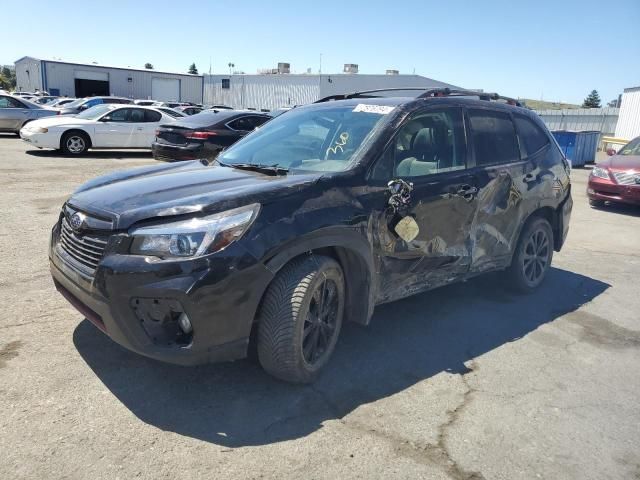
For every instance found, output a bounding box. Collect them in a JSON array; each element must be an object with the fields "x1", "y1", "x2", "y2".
[
  {"x1": 144, "y1": 63, "x2": 154, "y2": 69},
  {"x1": 0, "y1": 66, "x2": 16, "y2": 89},
  {"x1": 582, "y1": 90, "x2": 601, "y2": 108},
  {"x1": 188, "y1": 63, "x2": 198, "y2": 75}
]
